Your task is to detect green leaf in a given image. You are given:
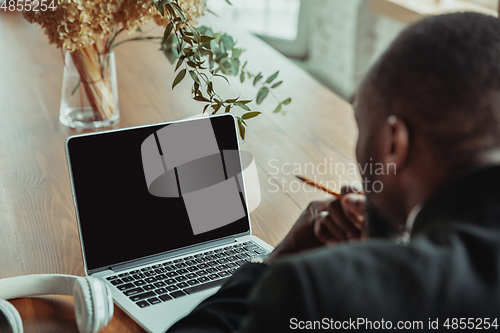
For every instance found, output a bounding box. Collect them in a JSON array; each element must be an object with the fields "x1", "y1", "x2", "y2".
[
  {"x1": 207, "y1": 81, "x2": 214, "y2": 96},
  {"x1": 181, "y1": 36, "x2": 194, "y2": 45},
  {"x1": 231, "y1": 58, "x2": 240, "y2": 76},
  {"x1": 282, "y1": 97, "x2": 292, "y2": 105},
  {"x1": 175, "y1": 57, "x2": 185, "y2": 71},
  {"x1": 221, "y1": 35, "x2": 234, "y2": 50},
  {"x1": 171, "y1": 2, "x2": 188, "y2": 21},
  {"x1": 238, "y1": 99, "x2": 252, "y2": 104},
  {"x1": 199, "y1": 72, "x2": 209, "y2": 82},
  {"x1": 273, "y1": 103, "x2": 282, "y2": 113},
  {"x1": 176, "y1": 39, "x2": 184, "y2": 55},
  {"x1": 206, "y1": 8, "x2": 219, "y2": 17},
  {"x1": 237, "y1": 119, "x2": 245, "y2": 140},
  {"x1": 190, "y1": 26, "x2": 201, "y2": 42},
  {"x1": 240, "y1": 71, "x2": 245, "y2": 83},
  {"x1": 199, "y1": 26, "x2": 213, "y2": 37},
  {"x1": 265, "y1": 71, "x2": 279, "y2": 84},
  {"x1": 212, "y1": 102, "x2": 223, "y2": 113},
  {"x1": 189, "y1": 70, "x2": 201, "y2": 85},
  {"x1": 194, "y1": 95, "x2": 210, "y2": 102},
  {"x1": 163, "y1": 22, "x2": 173, "y2": 45},
  {"x1": 225, "y1": 0, "x2": 233, "y2": 4},
  {"x1": 242, "y1": 111, "x2": 261, "y2": 120},
  {"x1": 207, "y1": 49, "x2": 214, "y2": 62},
  {"x1": 199, "y1": 26, "x2": 208, "y2": 37},
  {"x1": 232, "y1": 48, "x2": 243, "y2": 59},
  {"x1": 155, "y1": 0, "x2": 175, "y2": 7},
  {"x1": 253, "y1": 72, "x2": 263, "y2": 86},
  {"x1": 214, "y1": 73, "x2": 230, "y2": 85},
  {"x1": 166, "y1": 4, "x2": 176, "y2": 19},
  {"x1": 256, "y1": 87, "x2": 269, "y2": 105},
  {"x1": 71, "y1": 81, "x2": 81, "y2": 95},
  {"x1": 219, "y1": 58, "x2": 232, "y2": 75},
  {"x1": 271, "y1": 80, "x2": 283, "y2": 89},
  {"x1": 200, "y1": 47, "x2": 213, "y2": 58},
  {"x1": 136, "y1": 27, "x2": 142, "y2": 32},
  {"x1": 235, "y1": 101, "x2": 251, "y2": 111},
  {"x1": 172, "y1": 69, "x2": 186, "y2": 89},
  {"x1": 225, "y1": 96, "x2": 240, "y2": 103},
  {"x1": 163, "y1": 43, "x2": 179, "y2": 64},
  {"x1": 183, "y1": 48, "x2": 194, "y2": 57},
  {"x1": 225, "y1": 105, "x2": 231, "y2": 113},
  {"x1": 200, "y1": 36, "x2": 215, "y2": 43},
  {"x1": 203, "y1": 104, "x2": 209, "y2": 114},
  {"x1": 214, "y1": 51, "x2": 228, "y2": 63}
]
